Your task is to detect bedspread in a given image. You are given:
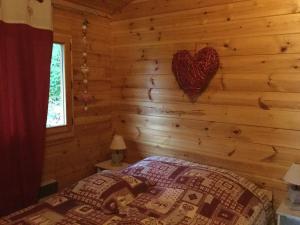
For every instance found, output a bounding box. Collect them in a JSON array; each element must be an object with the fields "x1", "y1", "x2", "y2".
[{"x1": 0, "y1": 156, "x2": 273, "y2": 225}]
